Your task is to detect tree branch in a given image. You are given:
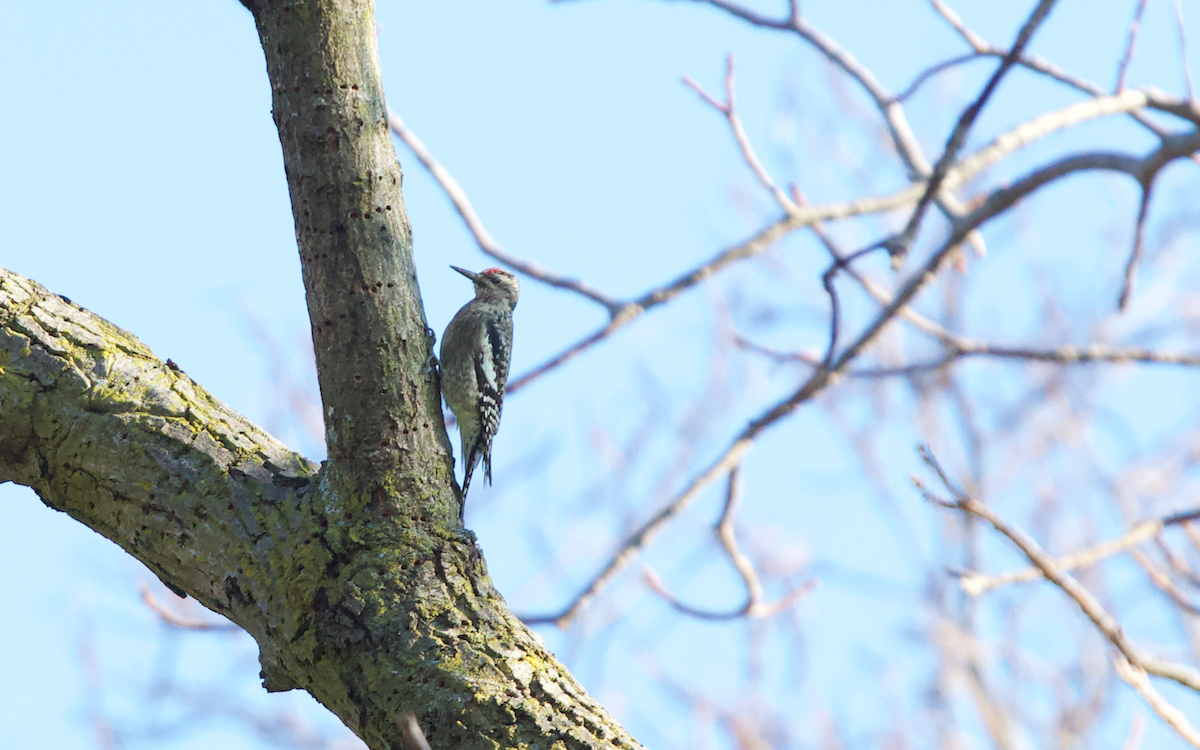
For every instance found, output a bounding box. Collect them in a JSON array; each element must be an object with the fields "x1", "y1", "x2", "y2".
[
  {"x1": 928, "y1": 0, "x2": 1180, "y2": 142},
  {"x1": 682, "y1": 55, "x2": 797, "y2": 213},
  {"x1": 530, "y1": 99, "x2": 1200, "y2": 627},
  {"x1": 641, "y1": 467, "x2": 816, "y2": 620},
  {"x1": 1116, "y1": 0, "x2": 1152, "y2": 92},
  {"x1": 956, "y1": 511, "x2": 1200, "y2": 596},
  {"x1": 0, "y1": 266, "x2": 643, "y2": 750},
  {"x1": 1116, "y1": 655, "x2": 1200, "y2": 747},
  {"x1": 691, "y1": 0, "x2": 989, "y2": 254},
  {"x1": 917, "y1": 446, "x2": 1200, "y2": 695},
  {"x1": 889, "y1": 0, "x2": 1058, "y2": 262},
  {"x1": 387, "y1": 110, "x2": 624, "y2": 316},
  {"x1": 508, "y1": 83, "x2": 1182, "y2": 394}
]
